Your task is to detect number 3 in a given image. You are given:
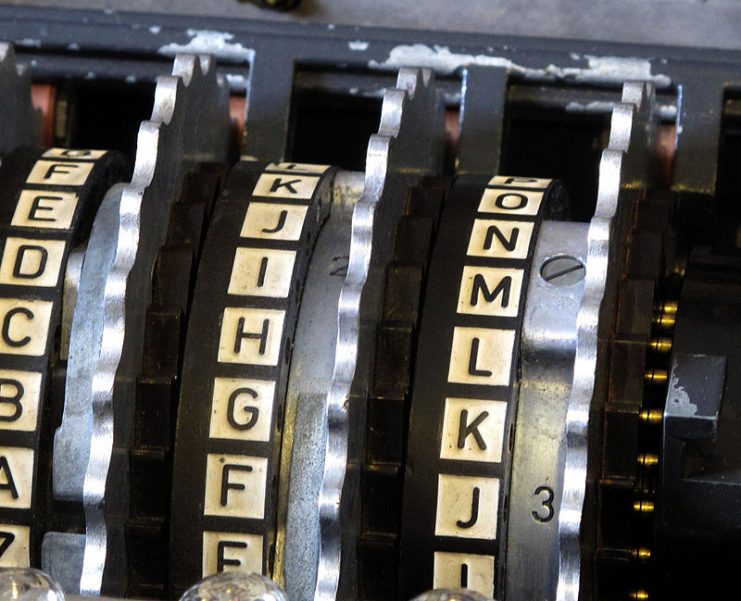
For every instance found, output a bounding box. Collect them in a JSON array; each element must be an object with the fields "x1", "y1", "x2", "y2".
[{"x1": 532, "y1": 485, "x2": 554, "y2": 522}]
